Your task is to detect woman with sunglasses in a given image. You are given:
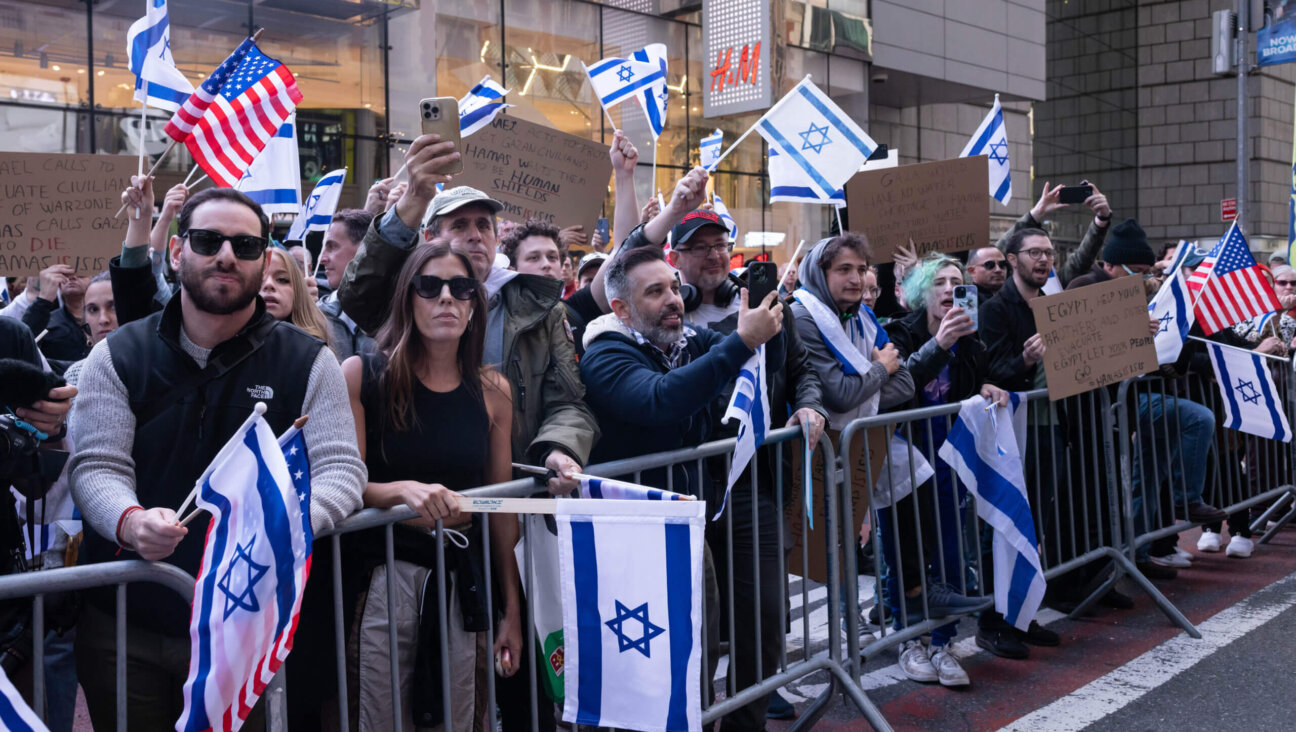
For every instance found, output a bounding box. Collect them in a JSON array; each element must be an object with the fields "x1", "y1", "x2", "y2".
[
  {"x1": 260, "y1": 246, "x2": 333, "y2": 348},
  {"x1": 340, "y1": 243, "x2": 521, "y2": 732}
]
